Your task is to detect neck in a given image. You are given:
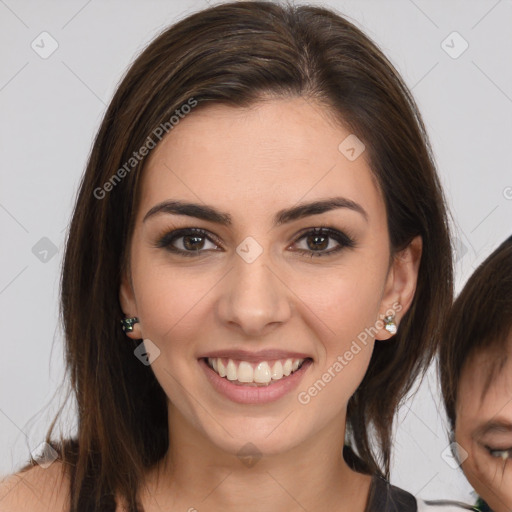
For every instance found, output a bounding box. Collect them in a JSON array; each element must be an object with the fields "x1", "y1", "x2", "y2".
[{"x1": 138, "y1": 404, "x2": 372, "y2": 512}]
